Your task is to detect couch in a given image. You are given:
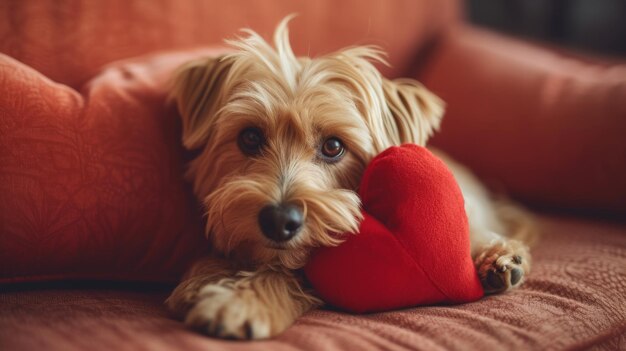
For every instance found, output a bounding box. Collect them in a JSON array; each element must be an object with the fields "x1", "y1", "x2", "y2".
[{"x1": 1, "y1": 1, "x2": 625, "y2": 350}]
